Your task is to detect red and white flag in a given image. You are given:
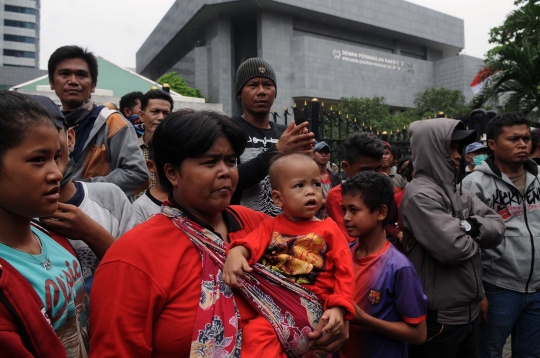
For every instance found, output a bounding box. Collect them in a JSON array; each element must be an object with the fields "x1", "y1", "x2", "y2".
[{"x1": 470, "y1": 66, "x2": 494, "y2": 95}]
